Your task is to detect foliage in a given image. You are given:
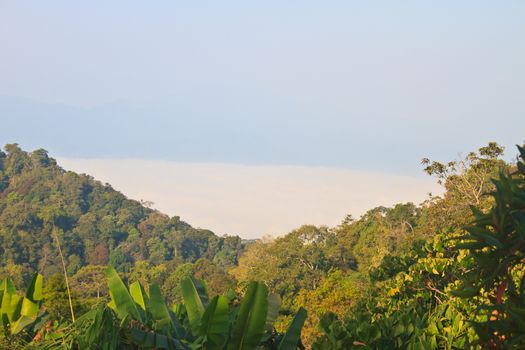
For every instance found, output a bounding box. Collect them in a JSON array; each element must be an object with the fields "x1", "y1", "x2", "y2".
[
  {"x1": 335, "y1": 203, "x2": 420, "y2": 271},
  {"x1": 312, "y1": 232, "x2": 478, "y2": 349},
  {"x1": 0, "y1": 144, "x2": 245, "y2": 278},
  {"x1": 311, "y1": 143, "x2": 514, "y2": 349},
  {"x1": 450, "y1": 145, "x2": 525, "y2": 348},
  {"x1": 41, "y1": 274, "x2": 81, "y2": 321},
  {"x1": 31, "y1": 267, "x2": 307, "y2": 349},
  {"x1": 294, "y1": 270, "x2": 368, "y2": 346},
  {"x1": 231, "y1": 226, "x2": 353, "y2": 312},
  {"x1": 70, "y1": 265, "x2": 108, "y2": 301},
  {"x1": 0, "y1": 272, "x2": 44, "y2": 346},
  {"x1": 418, "y1": 142, "x2": 507, "y2": 235},
  {"x1": 0, "y1": 141, "x2": 520, "y2": 349}
]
